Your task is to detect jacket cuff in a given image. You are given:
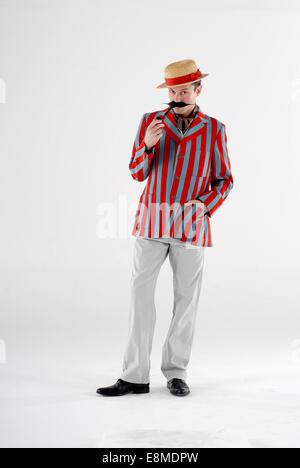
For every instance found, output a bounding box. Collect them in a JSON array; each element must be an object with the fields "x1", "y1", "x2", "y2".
[
  {"x1": 145, "y1": 145, "x2": 154, "y2": 154},
  {"x1": 196, "y1": 198, "x2": 211, "y2": 217}
]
